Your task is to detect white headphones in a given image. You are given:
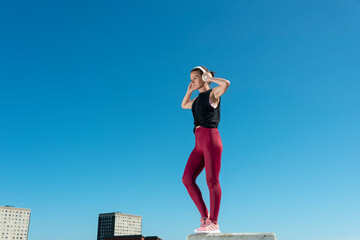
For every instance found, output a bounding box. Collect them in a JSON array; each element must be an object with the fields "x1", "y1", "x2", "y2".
[{"x1": 193, "y1": 66, "x2": 208, "y2": 81}]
